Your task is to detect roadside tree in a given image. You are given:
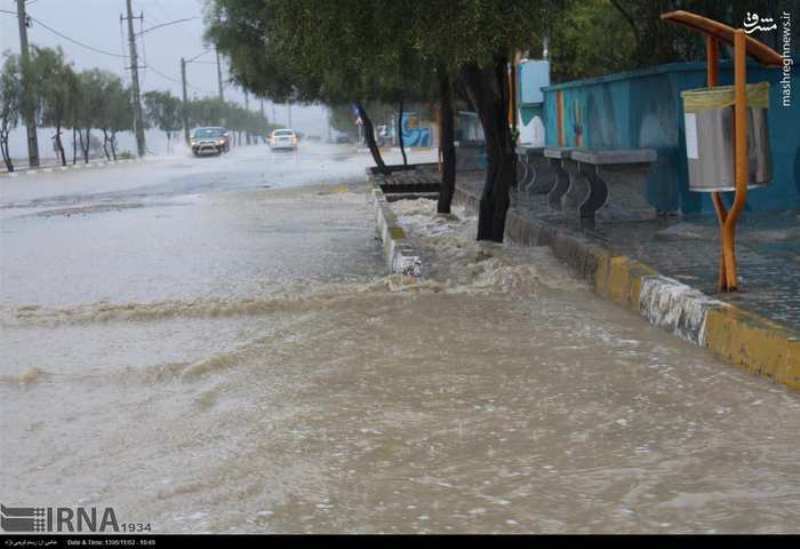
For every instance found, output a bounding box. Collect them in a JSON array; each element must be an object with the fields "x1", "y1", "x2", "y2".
[
  {"x1": 30, "y1": 47, "x2": 78, "y2": 166},
  {"x1": 0, "y1": 53, "x2": 21, "y2": 171},
  {"x1": 144, "y1": 91, "x2": 182, "y2": 153}
]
